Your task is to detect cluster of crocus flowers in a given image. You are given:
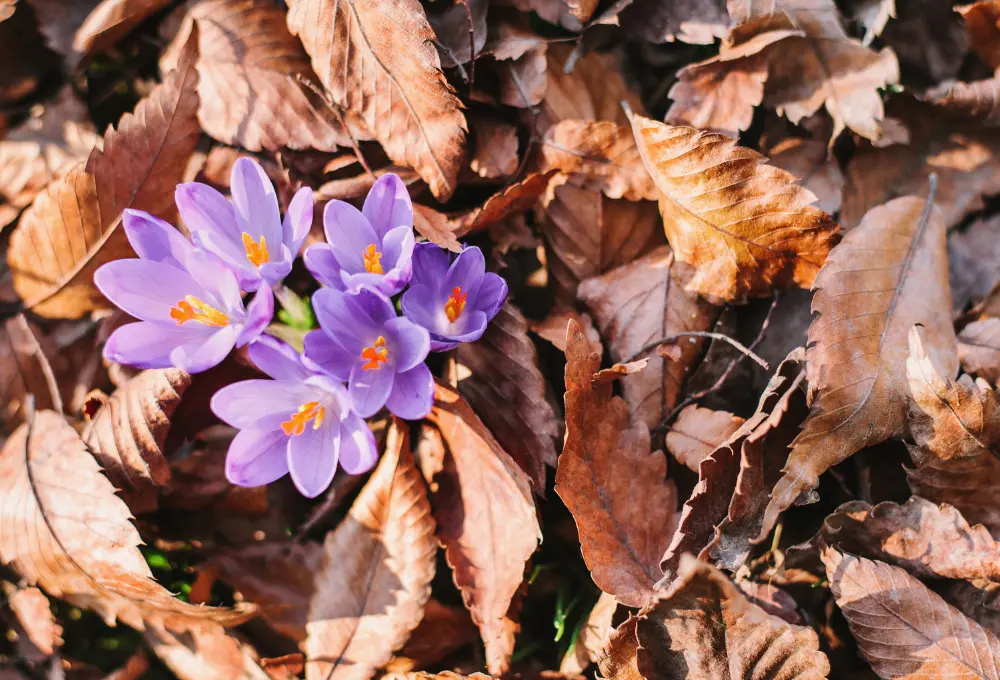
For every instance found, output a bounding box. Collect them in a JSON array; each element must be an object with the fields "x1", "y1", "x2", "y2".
[{"x1": 94, "y1": 162, "x2": 507, "y2": 498}]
